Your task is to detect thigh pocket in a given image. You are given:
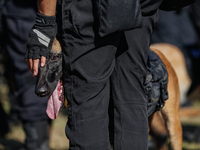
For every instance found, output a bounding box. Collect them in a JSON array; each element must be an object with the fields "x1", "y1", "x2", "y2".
[{"x1": 95, "y1": 0, "x2": 143, "y2": 37}]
